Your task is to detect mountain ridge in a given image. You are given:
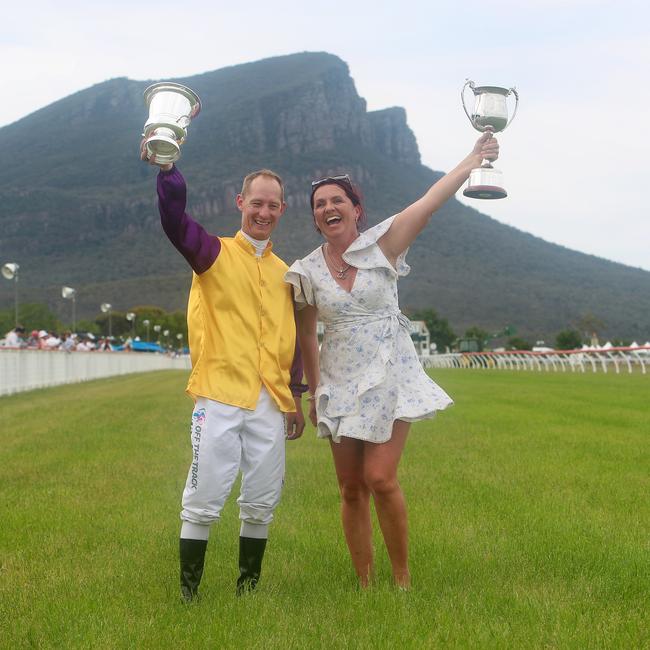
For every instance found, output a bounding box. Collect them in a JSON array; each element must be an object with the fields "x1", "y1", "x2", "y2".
[{"x1": 0, "y1": 52, "x2": 648, "y2": 341}]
